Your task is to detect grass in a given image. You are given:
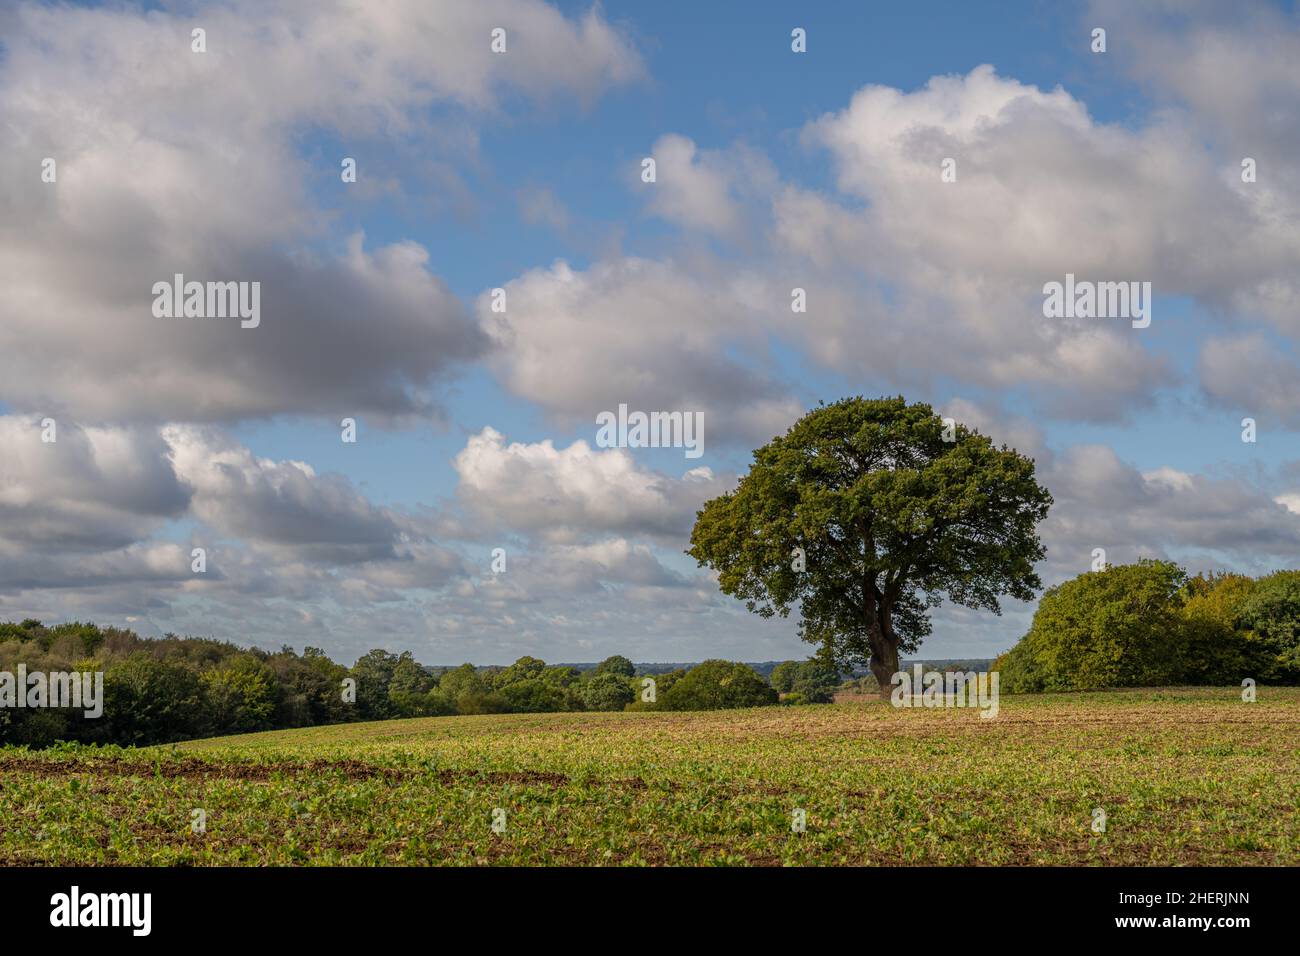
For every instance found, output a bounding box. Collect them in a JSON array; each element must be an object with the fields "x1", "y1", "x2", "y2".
[{"x1": 1, "y1": 687, "x2": 1297, "y2": 865}]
